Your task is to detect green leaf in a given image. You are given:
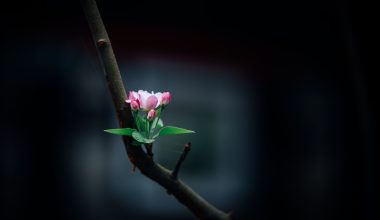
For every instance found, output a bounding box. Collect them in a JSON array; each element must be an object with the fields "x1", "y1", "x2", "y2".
[
  {"x1": 144, "y1": 139, "x2": 155, "y2": 144},
  {"x1": 132, "y1": 131, "x2": 144, "y2": 142},
  {"x1": 151, "y1": 118, "x2": 164, "y2": 131},
  {"x1": 104, "y1": 128, "x2": 136, "y2": 136},
  {"x1": 157, "y1": 119, "x2": 164, "y2": 128},
  {"x1": 132, "y1": 131, "x2": 155, "y2": 144},
  {"x1": 156, "y1": 126, "x2": 195, "y2": 137},
  {"x1": 135, "y1": 115, "x2": 146, "y2": 132},
  {"x1": 151, "y1": 117, "x2": 159, "y2": 130}
]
